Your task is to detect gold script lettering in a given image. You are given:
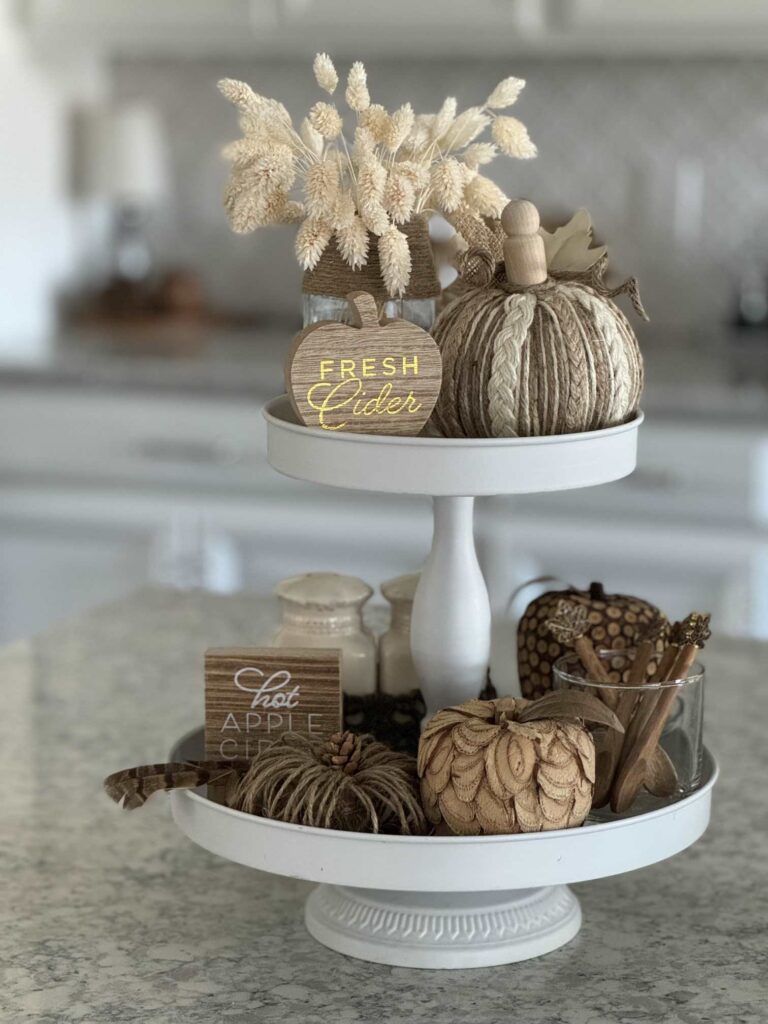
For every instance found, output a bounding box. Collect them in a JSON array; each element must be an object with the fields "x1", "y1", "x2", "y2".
[{"x1": 306, "y1": 377, "x2": 422, "y2": 430}]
